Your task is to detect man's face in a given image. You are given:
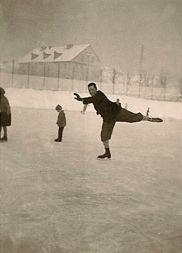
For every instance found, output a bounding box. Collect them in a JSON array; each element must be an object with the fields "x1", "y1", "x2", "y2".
[{"x1": 88, "y1": 85, "x2": 97, "y2": 96}]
